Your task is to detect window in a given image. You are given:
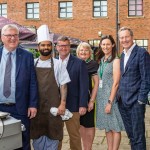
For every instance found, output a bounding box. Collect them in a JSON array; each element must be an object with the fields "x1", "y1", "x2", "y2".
[
  {"x1": 0, "y1": 3, "x2": 7, "y2": 17},
  {"x1": 93, "y1": 0, "x2": 107, "y2": 17},
  {"x1": 134, "y1": 39, "x2": 148, "y2": 50},
  {"x1": 26, "y1": 3, "x2": 39, "y2": 19},
  {"x1": 88, "y1": 39, "x2": 100, "y2": 47},
  {"x1": 59, "y1": 2, "x2": 72, "y2": 18},
  {"x1": 128, "y1": 0, "x2": 143, "y2": 16},
  {"x1": 88, "y1": 39, "x2": 100, "y2": 60}
]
